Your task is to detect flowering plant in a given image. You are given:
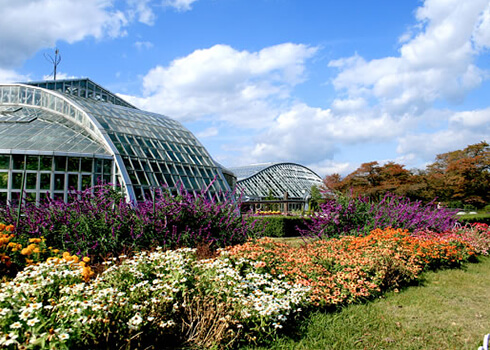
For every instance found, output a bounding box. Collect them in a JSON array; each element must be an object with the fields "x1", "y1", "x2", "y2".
[{"x1": 303, "y1": 193, "x2": 458, "y2": 238}]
